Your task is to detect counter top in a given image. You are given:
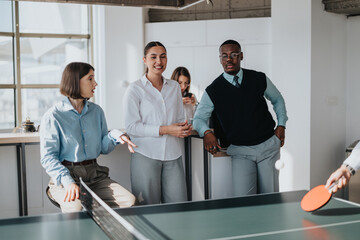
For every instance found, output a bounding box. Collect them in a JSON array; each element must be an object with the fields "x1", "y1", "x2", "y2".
[{"x1": 0, "y1": 132, "x2": 40, "y2": 144}]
